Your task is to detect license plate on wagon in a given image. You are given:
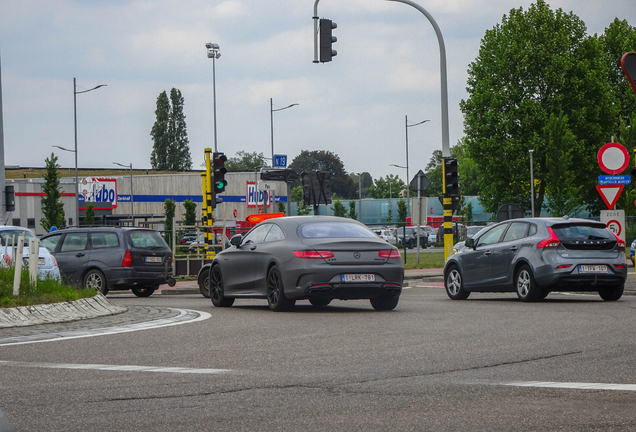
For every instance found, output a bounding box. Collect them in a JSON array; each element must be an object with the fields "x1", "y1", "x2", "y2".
[
  {"x1": 578, "y1": 265, "x2": 607, "y2": 273},
  {"x1": 341, "y1": 274, "x2": 375, "y2": 282},
  {"x1": 145, "y1": 256, "x2": 162, "y2": 263}
]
